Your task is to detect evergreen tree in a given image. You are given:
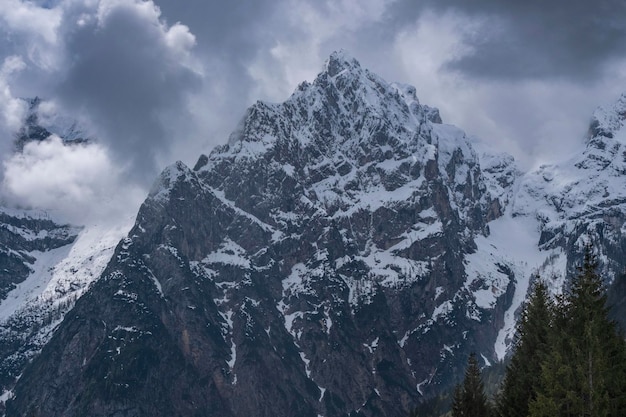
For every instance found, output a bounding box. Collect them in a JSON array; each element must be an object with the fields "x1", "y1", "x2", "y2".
[
  {"x1": 528, "y1": 292, "x2": 577, "y2": 417},
  {"x1": 452, "y1": 353, "x2": 490, "y2": 417},
  {"x1": 529, "y1": 245, "x2": 626, "y2": 417},
  {"x1": 497, "y1": 279, "x2": 553, "y2": 417},
  {"x1": 451, "y1": 384, "x2": 464, "y2": 417}
]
